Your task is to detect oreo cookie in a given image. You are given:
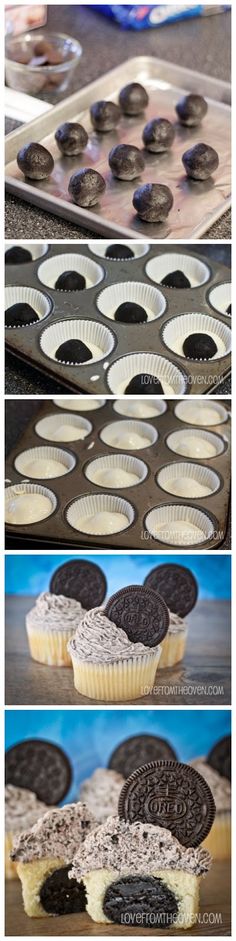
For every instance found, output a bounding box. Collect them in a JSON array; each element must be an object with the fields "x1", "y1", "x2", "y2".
[
  {"x1": 40, "y1": 865, "x2": 86, "y2": 915},
  {"x1": 105, "y1": 244, "x2": 134, "y2": 260},
  {"x1": 161, "y1": 270, "x2": 190, "y2": 289},
  {"x1": 50, "y1": 558, "x2": 107, "y2": 609},
  {"x1": 5, "y1": 739, "x2": 72, "y2": 804},
  {"x1": 207, "y1": 735, "x2": 231, "y2": 781},
  {"x1": 114, "y1": 302, "x2": 147, "y2": 324},
  {"x1": 118, "y1": 759, "x2": 216, "y2": 848},
  {"x1": 55, "y1": 339, "x2": 92, "y2": 364},
  {"x1": 108, "y1": 734, "x2": 177, "y2": 778},
  {"x1": 103, "y1": 875, "x2": 178, "y2": 928},
  {"x1": 104, "y1": 585, "x2": 169, "y2": 647},
  {"x1": 144, "y1": 563, "x2": 198, "y2": 618},
  {"x1": 183, "y1": 333, "x2": 217, "y2": 361}
]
